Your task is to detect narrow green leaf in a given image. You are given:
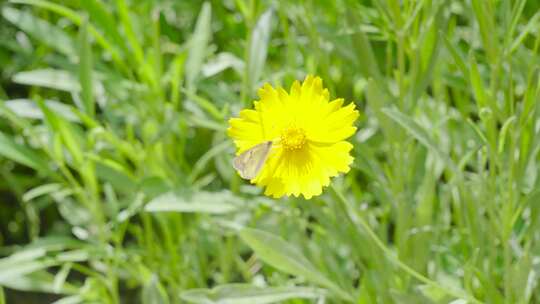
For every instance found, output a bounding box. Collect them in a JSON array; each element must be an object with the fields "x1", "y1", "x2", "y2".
[
  {"x1": 23, "y1": 183, "x2": 64, "y2": 202},
  {"x1": 78, "y1": 18, "x2": 95, "y2": 117},
  {"x1": 381, "y1": 107, "x2": 447, "y2": 162},
  {"x1": 347, "y1": 9, "x2": 382, "y2": 84},
  {"x1": 202, "y1": 52, "x2": 244, "y2": 77},
  {"x1": 411, "y1": 12, "x2": 444, "y2": 102},
  {"x1": 509, "y1": 11, "x2": 540, "y2": 54},
  {"x1": 471, "y1": 0, "x2": 498, "y2": 63},
  {"x1": 145, "y1": 190, "x2": 242, "y2": 214},
  {"x1": 0, "y1": 131, "x2": 48, "y2": 172},
  {"x1": 186, "y1": 2, "x2": 212, "y2": 91},
  {"x1": 468, "y1": 54, "x2": 487, "y2": 109},
  {"x1": 2, "y1": 271, "x2": 76, "y2": 295},
  {"x1": 0, "y1": 258, "x2": 56, "y2": 284},
  {"x1": 498, "y1": 116, "x2": 516, "y2": 154},
  {"x1": 4, "y1": 99, "x2": 80, "y2": 122},
  {"x1": 505, "y1": 0, "x2": 527, "y2": 51},
  {"x1": 248, "y1": 9, "x2": 273, "y2": 84},
  {"x1": 92, "y1": 161, "x2": 136, "y2": 194},
  {"x1": 366, "y1": 79, "x2": 391, "y2": 128},
  {"x1": 189, "y1": 140, "x2": 232, "y2": 182},
  {"x1": 170, "y1": 53, "x2": 187, "y2": 108},
  {"x1": 53, "y1": 263, "x2": 72, "y2": 294},
  {"x1": 9, "y1": 0, "x2": 128, "y2": 73},
  {"x1": 183, "y1": 90, "x2": 224, "y2": 121},
  {"x1": 52, "y1": 295, "x2": 83, "y2": 304},
  {"x1": 180, "y1": 284, "x2": 323, "y2": 304},
  {"x1": 2, "y1": 6, "x2": 75, "y2": 56},
  {"x1": 441, "y1": 32, "x2": 468, "y2": 79},
  {"x1": 78, "y1": 0, "x2": 127, "y2": 54},
  {"x1": 37, "y1": 100, "x2": 84, "y2": 166},
  {"x1": 13, "y1": 69, "x2": 80, "y2": 92},
  {"x1": 142, "y1": 275, "x2": 170, "y2": 304},
  {"x1": 239, "y1": 228, "x2": 353, "y2": 302},
  {"x1": 25, "y1": 237, "x2": 84, "y2": 252},
  {"x1": 115, "y1": 0, "x2": 144, "y2": 66}
]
